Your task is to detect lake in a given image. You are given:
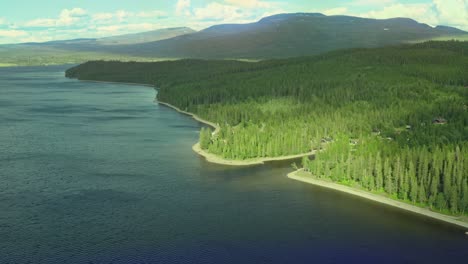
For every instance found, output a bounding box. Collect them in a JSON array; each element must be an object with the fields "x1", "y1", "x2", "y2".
[{"x1": 0, "y1": 65, "x2": 466, "y2": 263}]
